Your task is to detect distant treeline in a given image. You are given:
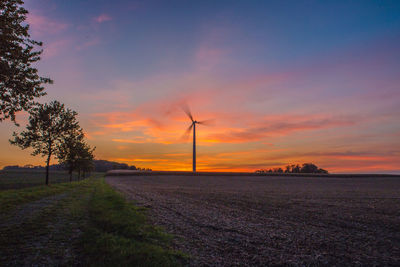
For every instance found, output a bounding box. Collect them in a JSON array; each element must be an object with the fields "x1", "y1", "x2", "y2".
[
  {"x1": 256, "y1": 163, "x2": 328, "y2": 174},
  {"x1": 2, "y1": 160, "x2": 151, "y2": 172}
]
